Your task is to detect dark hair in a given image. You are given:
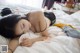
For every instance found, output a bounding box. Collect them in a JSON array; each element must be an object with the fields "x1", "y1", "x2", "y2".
[
  {"x1": 1, "y1": 8, "x2": 12, "y2": 16},
  {"x1": 44, "y1": 12, "x2": 56, "y2": 25},
  {"x1": 0, "y1": 15, "x2": 22, "y2": 39}
]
